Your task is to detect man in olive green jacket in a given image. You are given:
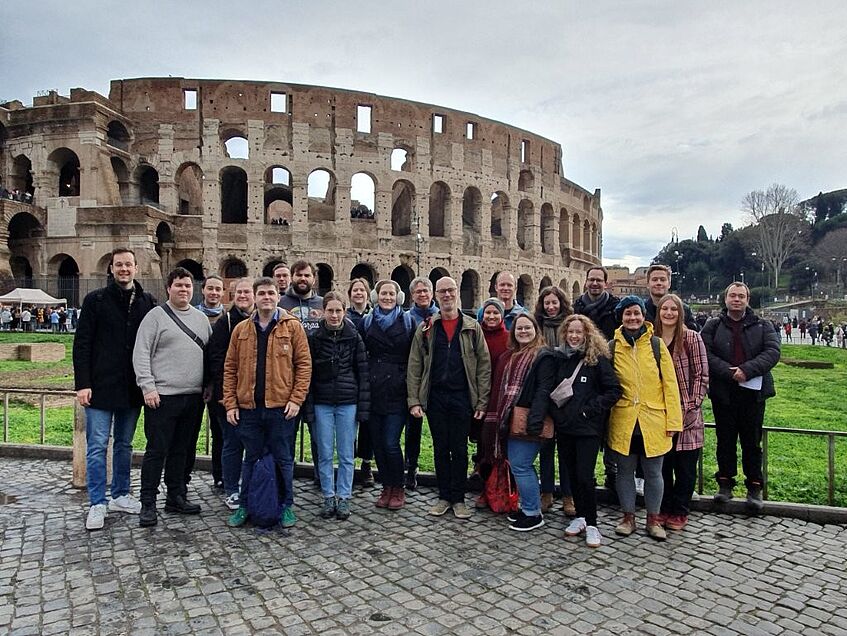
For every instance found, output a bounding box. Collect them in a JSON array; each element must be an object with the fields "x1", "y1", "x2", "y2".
[{"x1": 407, "y1": 276, "x2": 491, "y2": 519}]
